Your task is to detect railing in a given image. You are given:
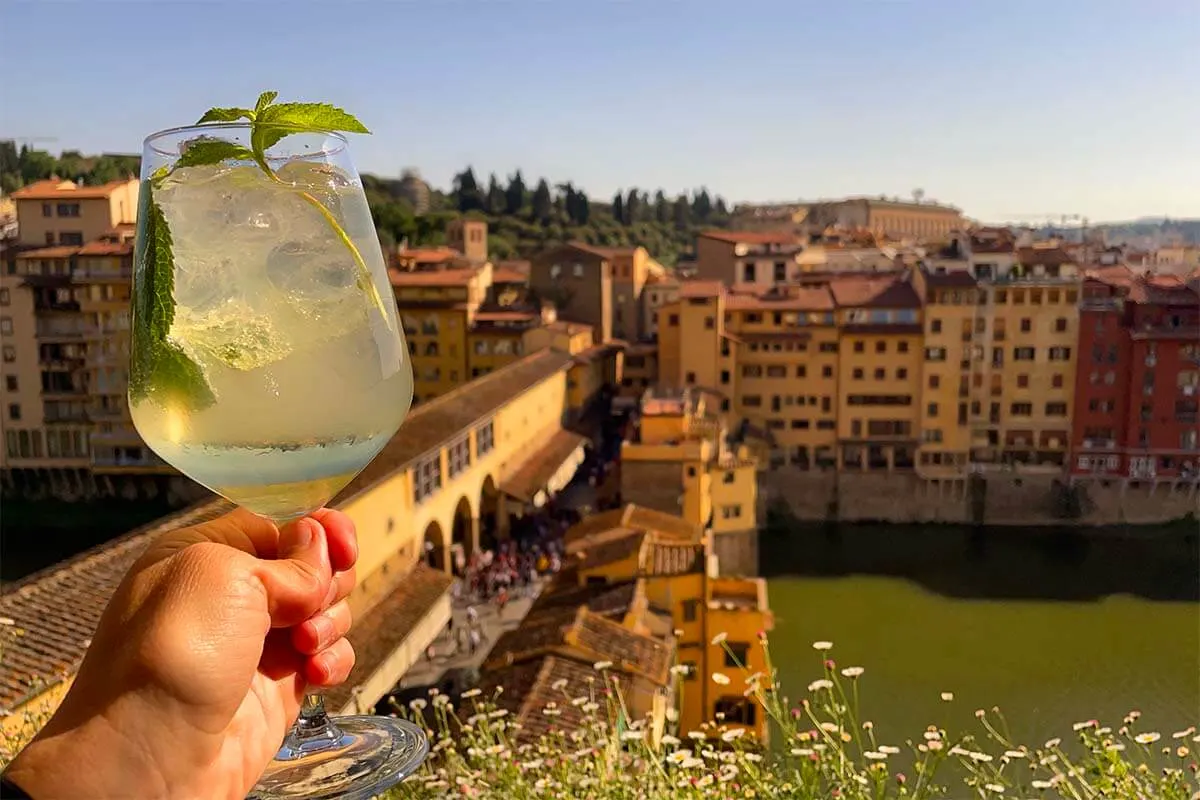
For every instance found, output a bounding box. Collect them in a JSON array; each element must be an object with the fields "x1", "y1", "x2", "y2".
[
  {"x1": 44, "y1": 411, "x2": 89, "y2": 423},
  {"x1": 35, "y1": 321, "x2": 90, "y2": 338},
  {"x1": 75, "y1": 267, "x2": 132, "y2": 280},
  {"x1": 1081, "y1": 439, "x2": 1116, "y2": 450}
]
